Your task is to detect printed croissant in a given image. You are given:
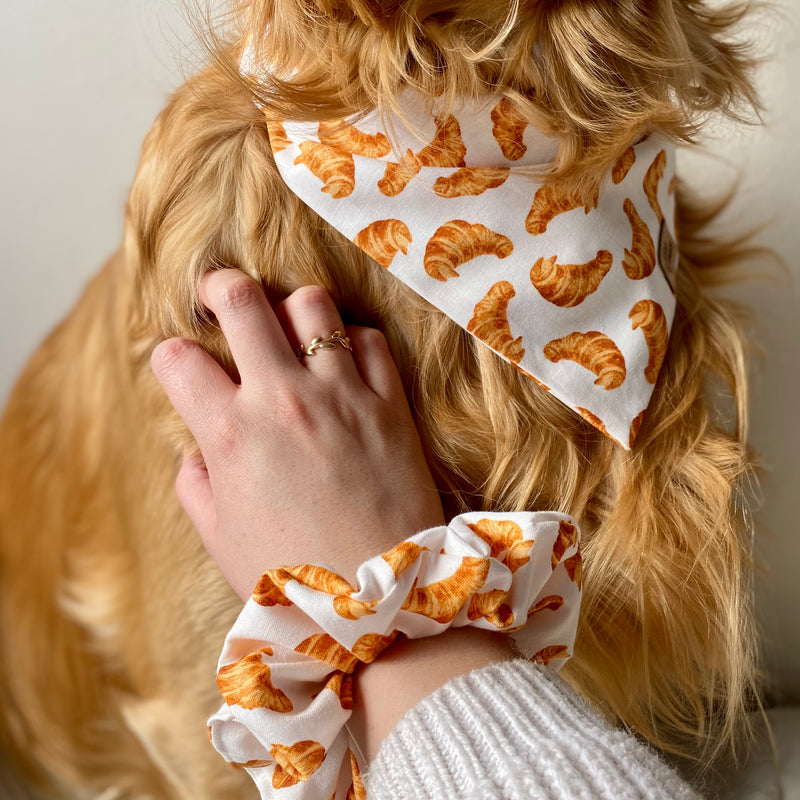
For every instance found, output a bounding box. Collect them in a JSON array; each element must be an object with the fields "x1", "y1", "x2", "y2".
[
  {"x1": 348, "y1": 750, "x2": 367, "y2": 800},
  {"x1": 381, "y1": 541, "x2": 425, "y2": 577},
  {"x1": 468, "y1": 589, "x2": 515, "y2": 628},
  {"x1": 216, "y1": 649, "x2": 293, "y2": 712},
  {"x1": 317, "y1": 118, "x2": 391, "y2": 158},
  {"x1": 433, "y1": 167, "x2": 510, "y2": 198},
  {"x1": 350, "y1": 630, "x2": 400, "y2": 663},
  {"x1": 424, "y1": 220, "x2": 513, "y2": 281},
  {"x1": 402, "y1": 556, "x2": 489, "y2": 623},
  {"x1": 354, "y1": 219, "x2": 412, "y2": 268},
  {"x1": 270, "y1": 741, "x2": 327, "y2": 789},
  {"x1": 294, "y1": 634, "x2": 359, "y2": 672},
  {"x1": 629, "y1": 409, "x2": 647, "y2": 447},
  {"x1": 563, "y1": 553, "x2": 583, "y2": 589},
  {"x1": 295, "y1": 141, "x2": 355, "y2": 198},
  {"x1": 622, "y1": 198, "x2": 656, "y2": 279},
  {"x1": 466, "y1": 518, "x2": 524, "y2": 558},
  {"x1": 530, "y1": 250, "x2": 613, "y2": 307},
  {"x1": 378, "y1": 115, "x2": 467, "y2": 196},
  {"x1": 612, "y1": 146, "x2": 636, "y2": 184},
  {"x1": 629, "y1": 299, "x2": 668, "y2": 384},
  {"x1": 531, "y1": 644, "x2": 570, "y2": 666},
  {"x1": 543, "y1": 331, "x2": 627, "y2": 390},
  {"x1": 467, "y1": 281, "x2": 525, "y2": 364},
  {"x1": 644, "y1": 149, "x2": 667, "y2": 223},
  {"x1": 551, "y1": 520, "x2": 579, "y2": 569},
  {"x1": 576, "y1": 406, "x2": 609, "y2": 436},
  {"x1": 528, "y1": 595, "x2": 565, "y2": 616},
  {"x1": 323, "y1": 671, "x2": 354, "y2": 710},
  {"x1": 526, "y1": 182, "x2": 600, "y2": 235},
  {"x1": 490, "y1": 97, "x2": 529, "y2": 161},
  {"x1": 266, "y1": 120, "x2": 292, "y2": 153}
]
